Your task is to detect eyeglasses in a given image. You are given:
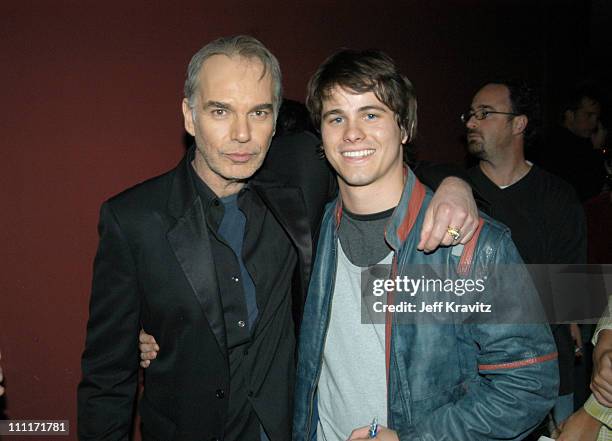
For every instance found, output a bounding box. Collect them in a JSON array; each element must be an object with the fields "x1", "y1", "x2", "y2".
[{"x1": 460, "y1": 109, "x2": 520, "y2": 123}]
